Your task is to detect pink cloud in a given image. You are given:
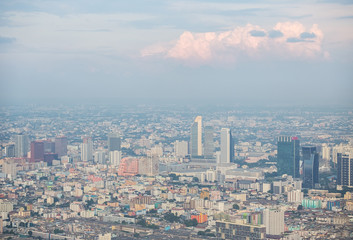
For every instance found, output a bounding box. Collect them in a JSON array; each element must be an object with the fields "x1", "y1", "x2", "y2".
[{"x1": 141, "y1": 22, "x2": 328, "y2": 64}]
